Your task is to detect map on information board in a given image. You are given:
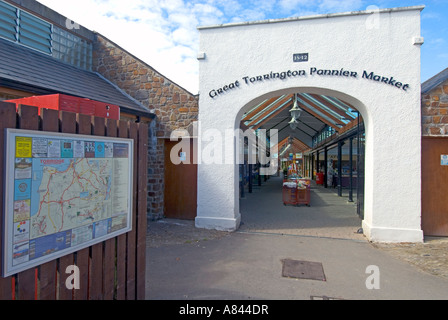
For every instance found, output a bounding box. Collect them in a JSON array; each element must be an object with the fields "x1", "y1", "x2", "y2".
[{"x1": 2, "y1": 129, "x2": 133, "y2": 277}]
